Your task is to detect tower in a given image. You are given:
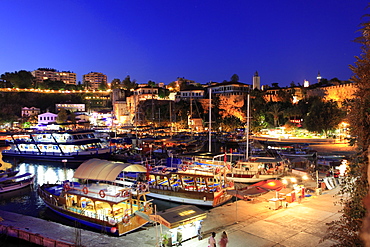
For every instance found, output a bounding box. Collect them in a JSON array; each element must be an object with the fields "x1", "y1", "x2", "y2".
[
  {"x1": 317, "y1": 71, "x2": 322, "y2": 83},
  {"x1": 253, "y1": 71, "x2": 260, "y2": 90}
]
